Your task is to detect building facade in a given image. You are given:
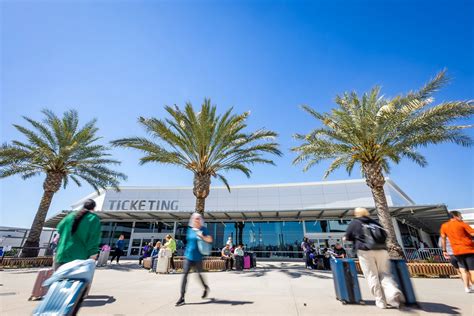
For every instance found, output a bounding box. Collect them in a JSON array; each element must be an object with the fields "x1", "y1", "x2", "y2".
[{"x1": 45, "y1": 179, "x2": 449, "y2": 259}]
